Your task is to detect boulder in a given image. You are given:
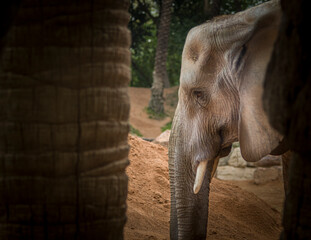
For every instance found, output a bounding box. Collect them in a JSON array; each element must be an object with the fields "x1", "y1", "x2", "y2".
[
  {"x1": 218, "y1": 148, "x2": 233, "y2": 166},
  {"x1": 254, "y1": 155, "x2": 282, "y2": 168},
  {"x1": 246, "y1": 162, "x2": 257, "y2": 167},
  {"x1": 227, "y1": 147, "x2": 247, "y2": 168},
  {"x1": 215, "y1": 166, "x2": 256, "y2": 181},
  {"x1": 218, "y1": 155, "x2": 230, "y2": 166},
  {"x1": 153, "y1": 130, "x2": 171, "y2": 148},
  {"x1": 253, "y1": 166, "x2": 282, "y2": 184}
]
